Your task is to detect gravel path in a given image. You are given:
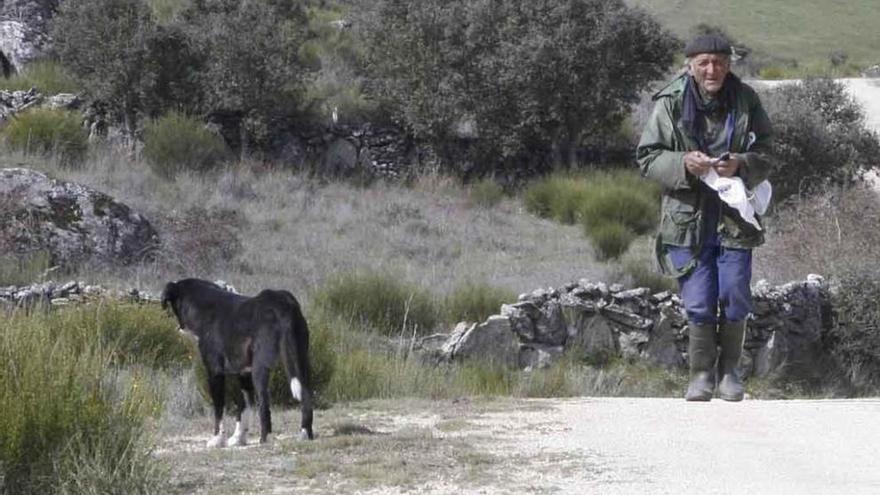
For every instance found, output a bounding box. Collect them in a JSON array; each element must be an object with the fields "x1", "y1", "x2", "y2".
[{"x1": 479, "y1": 397, "x2": 880, "y2": 495}]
